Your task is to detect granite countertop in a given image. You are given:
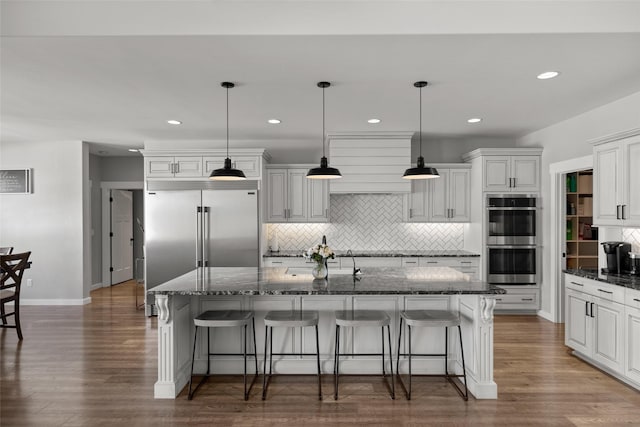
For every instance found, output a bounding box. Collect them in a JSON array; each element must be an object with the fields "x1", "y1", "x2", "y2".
[
  {"x1": 565, "y1": 269, "x2": 640, "y2": 291},
  {"x1": 263, "y1": 250, "x2": 480, "y2": 258},
  {"x1": 149, "y1": 266, "x2": 504, "y2": 296}
]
